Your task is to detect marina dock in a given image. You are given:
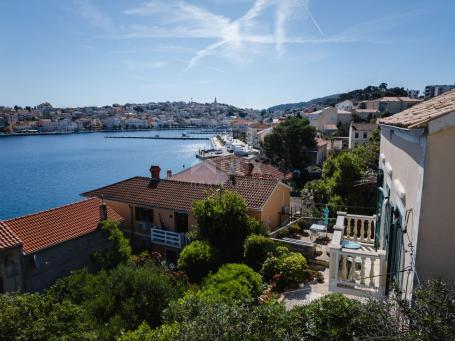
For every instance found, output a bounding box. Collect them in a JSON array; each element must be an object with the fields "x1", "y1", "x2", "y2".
[{"x1": 104, "y1": 136, "x2": 210, "y2": 140}]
